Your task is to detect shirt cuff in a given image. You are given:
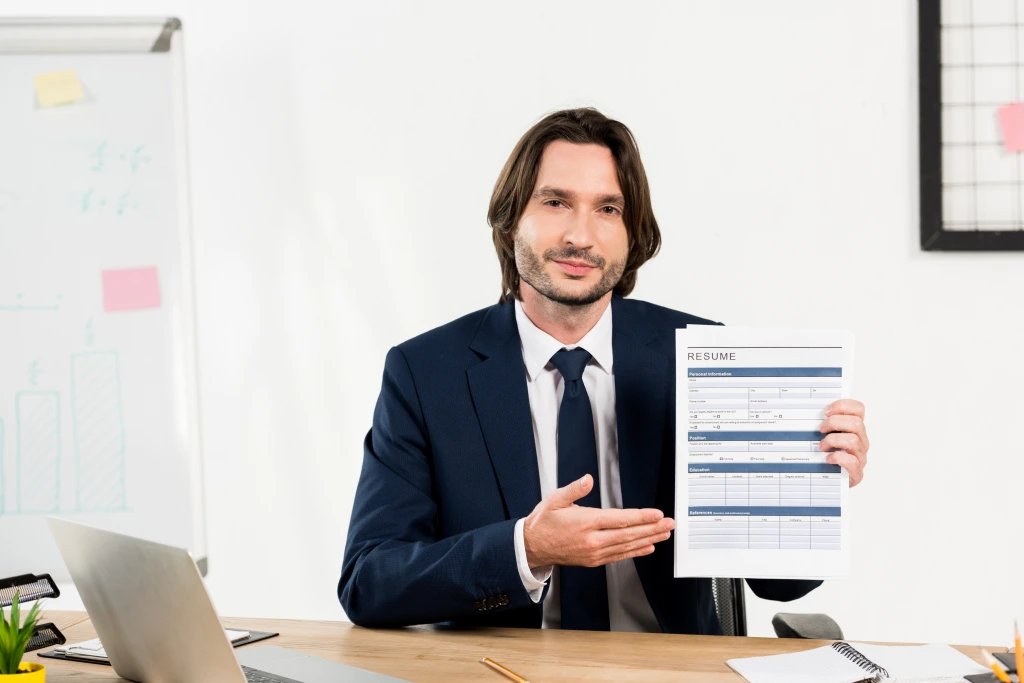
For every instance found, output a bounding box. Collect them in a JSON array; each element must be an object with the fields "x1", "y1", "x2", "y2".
[{"x1": 514, "y1": 517, "x2": 552, "y2": 603}]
